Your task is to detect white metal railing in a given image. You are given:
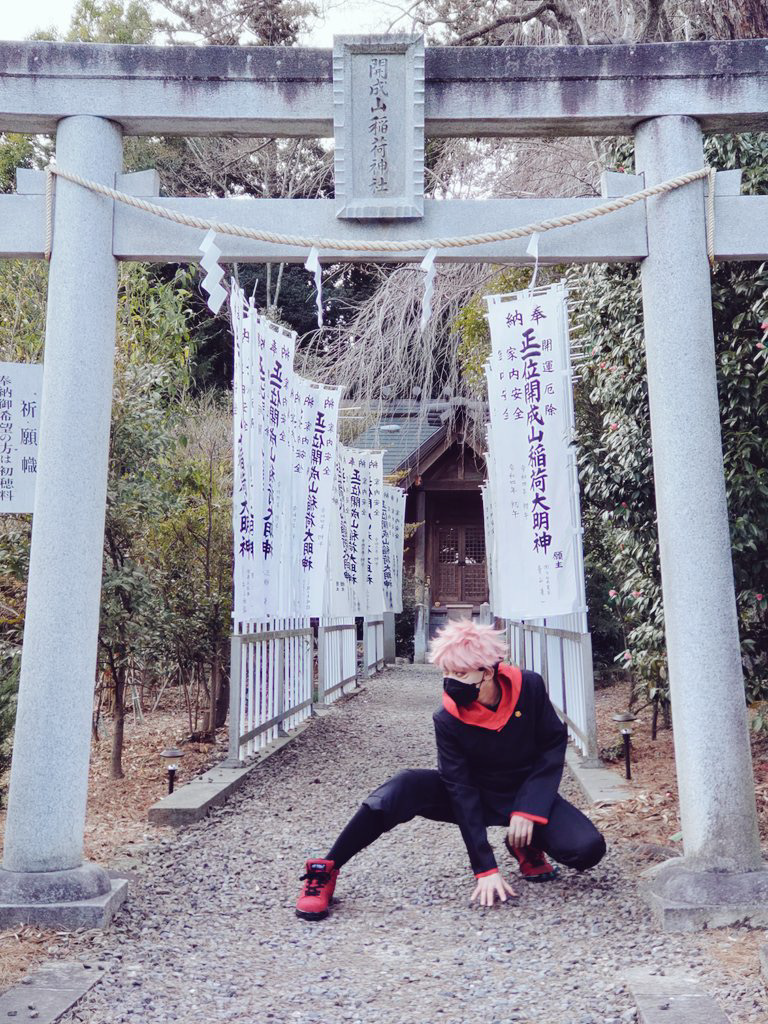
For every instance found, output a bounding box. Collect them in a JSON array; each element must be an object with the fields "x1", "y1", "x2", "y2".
[
  {"x1": 364, "y1": 616, "x2": 385, "y2": 676},
  {"x1": 317, "y1": 617, "x2": 358, "y2": 703},
  {"x1": 227, "y1": 617, "x2": 314, "y2": 761},
  {"x1": 507, "y1": 614, "x2": 598, "y2": 764}
]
